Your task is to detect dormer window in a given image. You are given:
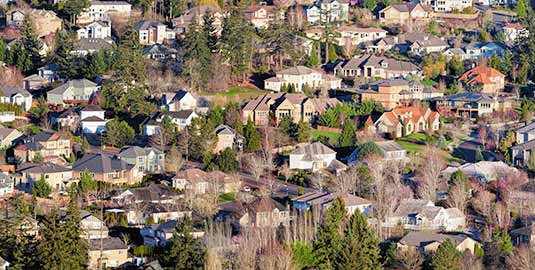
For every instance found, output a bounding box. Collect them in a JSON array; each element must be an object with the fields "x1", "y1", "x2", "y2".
[{"x1": 381, "y1": 62, "x2": 388, "y2": 68}]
